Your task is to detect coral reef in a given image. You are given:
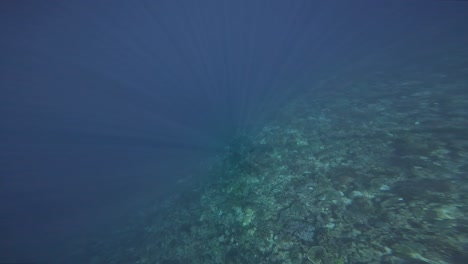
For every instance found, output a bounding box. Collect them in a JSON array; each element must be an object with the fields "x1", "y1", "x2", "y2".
[{"x1": 74, "y1": 47, "x2": 468, "y2": 264}]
